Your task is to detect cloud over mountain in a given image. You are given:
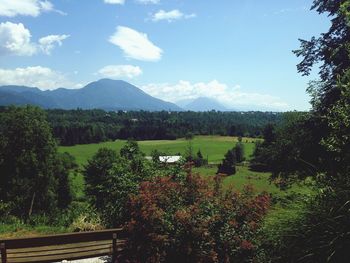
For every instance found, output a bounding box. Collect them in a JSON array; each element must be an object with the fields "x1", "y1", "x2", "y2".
[
  {"x1": 98, "y1": 65, "x2": 142, "y2": 79},
  {"x1": 0, "y1": 66, "x2": 74, "y2": 90},
  {"x1": 142, "y1": 80, "x2": 289, "y2": 110}
]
